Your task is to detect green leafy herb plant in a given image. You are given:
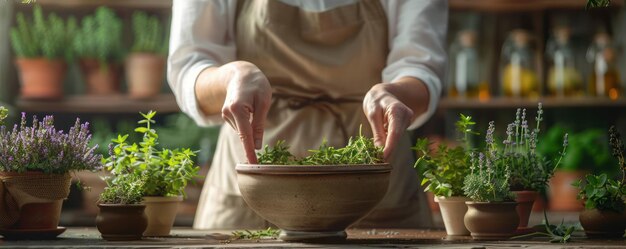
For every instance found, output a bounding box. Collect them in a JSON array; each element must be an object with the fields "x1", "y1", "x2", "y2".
[
  {"x1": 232, "y1": 228, "x2": 280, "y2": 240},
  {"x1": 10, "y1": 5, "x2": 76, "y2": 59},
  {"x1": 573, "y1": 126, "x2": 626, "y2": 213},
  {"x1": 0, "y1": 106, "x2": 7, "y2": 125},
  {"x1": 103, "y1": 111, "x2": 200, "y2": 197},
  {"x1": 413, "y1": 114, "x2": 477, "y2": 197},
  {"x1": 98, "y1": 174, "x2": 144, "y2": 205},
  {"x1": 131, "y1": 11, "x2": 167, "y2": 54},
  {"x1": 73, "y1": 7, "x2": 123, "y2": 66},
  {"x1": 256, "y1": 128, "x2": 383, "y2": 165}
]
